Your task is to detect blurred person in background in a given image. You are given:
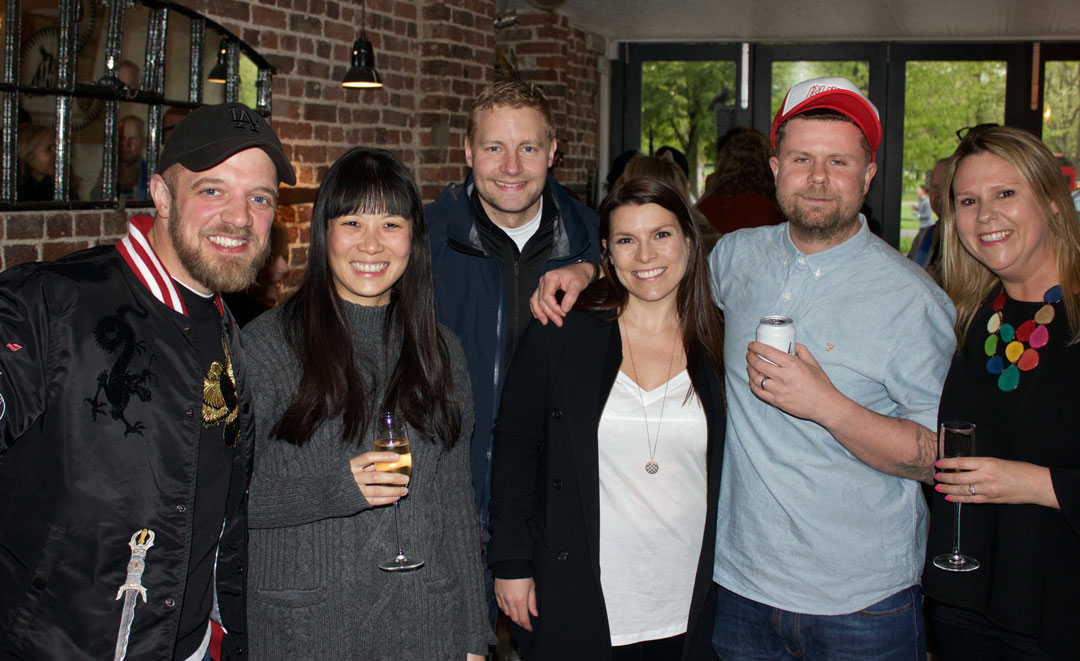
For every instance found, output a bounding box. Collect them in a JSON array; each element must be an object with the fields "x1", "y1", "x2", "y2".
[
  {"x1": 17, "y1": 123, "x2": 56, "y2": 202},
  {"x1": 696, "y1": 127, "x2": 784, "y2": 237}
]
